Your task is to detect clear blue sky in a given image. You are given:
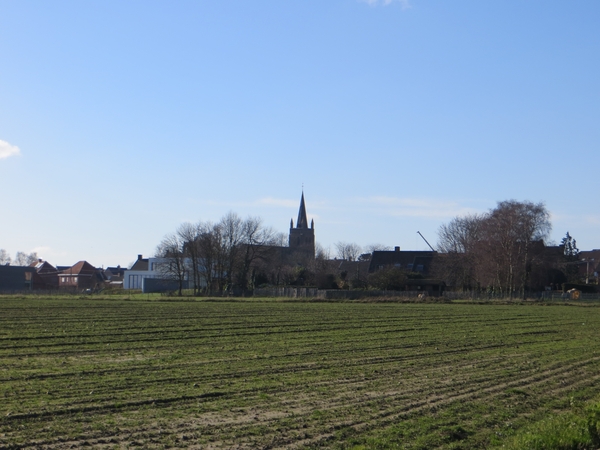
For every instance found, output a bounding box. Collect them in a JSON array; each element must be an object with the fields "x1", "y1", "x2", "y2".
[{"x1": 1, "y1": 0, "x2": 599, "y2": 268}]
